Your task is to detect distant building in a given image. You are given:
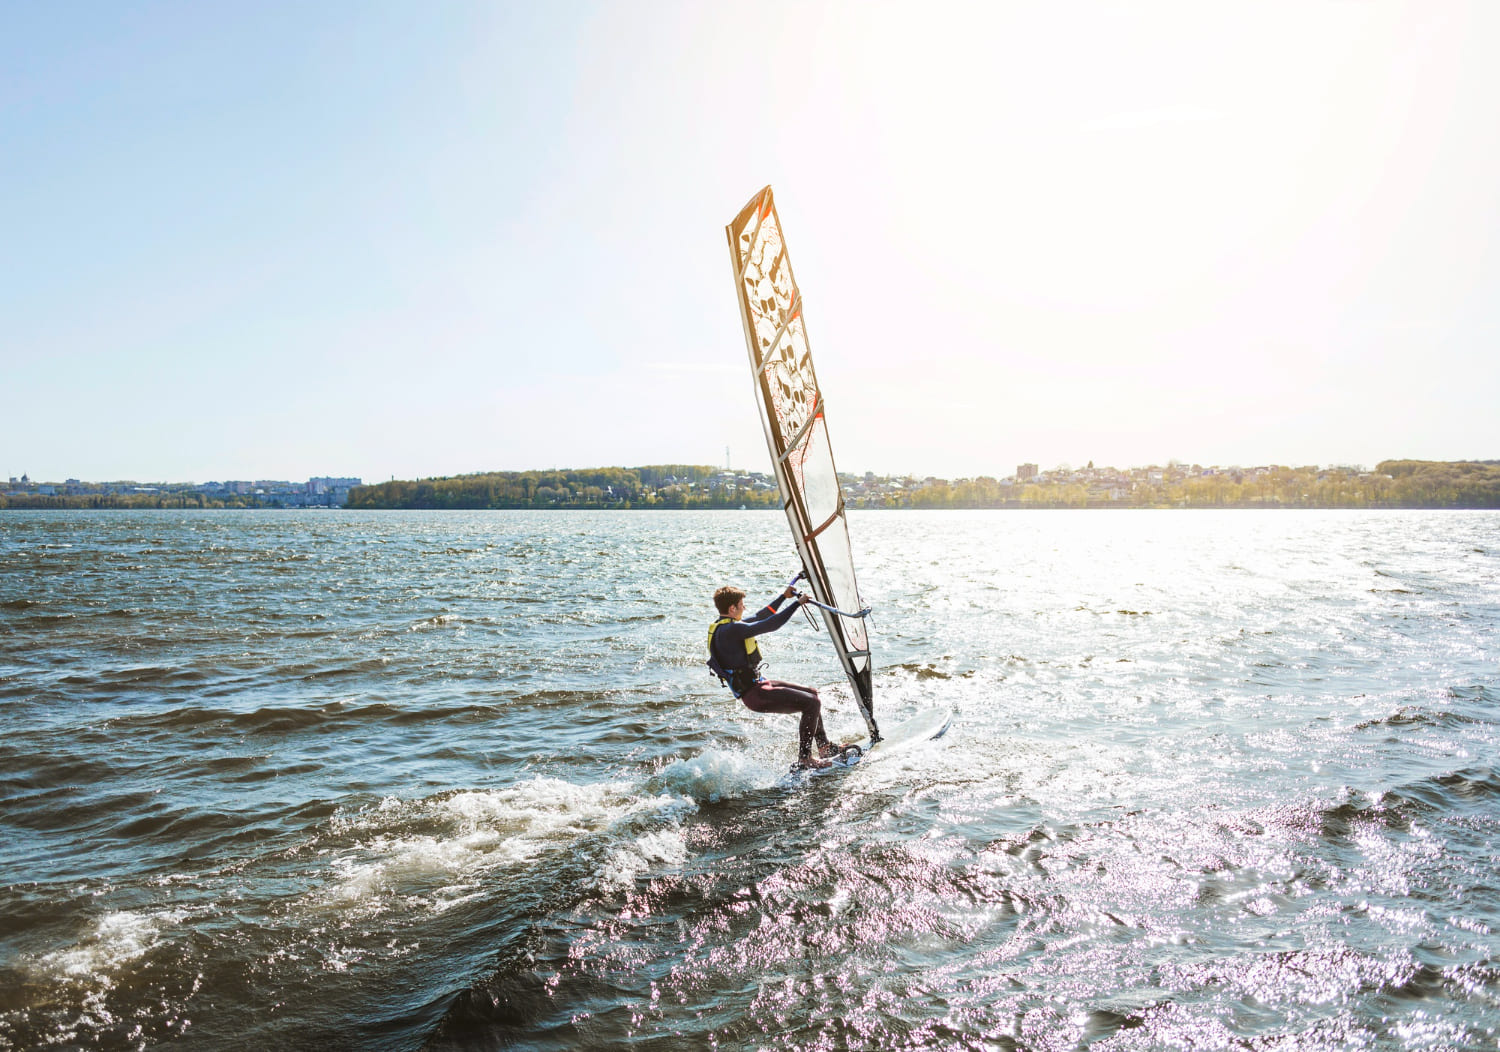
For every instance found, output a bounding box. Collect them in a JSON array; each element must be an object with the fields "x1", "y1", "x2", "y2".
[
  {"x1": 305, "y1": 476, "x2": 362, "y2": 506},
  {"x1": 1017, "y1": 463, "x2": 1039, "y2": 481},
  {"x1": 307, "y1": 476, "x2": 361, "y2": 495}
]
